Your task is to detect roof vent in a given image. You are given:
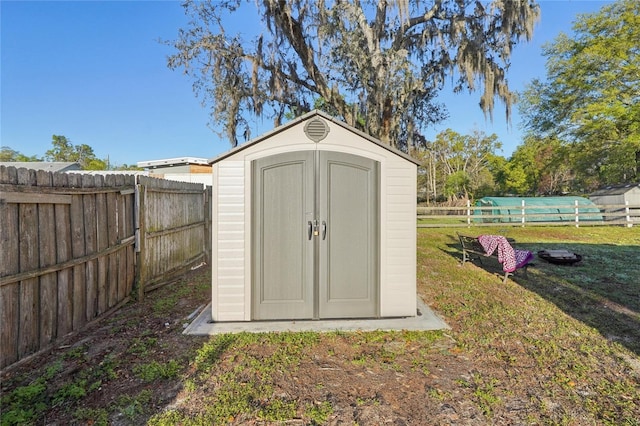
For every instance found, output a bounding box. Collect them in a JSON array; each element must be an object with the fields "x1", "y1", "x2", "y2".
[{"x1": 304, "y1": 117, "x2": 330, "y2": 142}]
